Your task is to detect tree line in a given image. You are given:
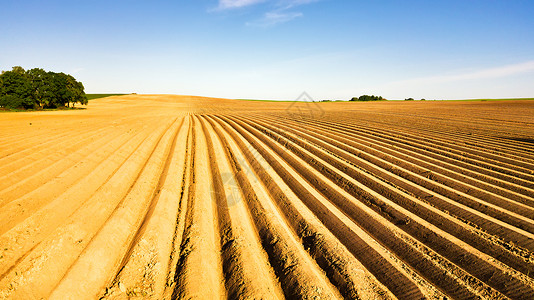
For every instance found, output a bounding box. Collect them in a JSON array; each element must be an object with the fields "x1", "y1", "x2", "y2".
[
  {"x1": 350, "y1": 95, "x2": 385, "y2": 101},
  {"x1": 0, "y1": 66, "x2": 87, "y2": 110}
]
